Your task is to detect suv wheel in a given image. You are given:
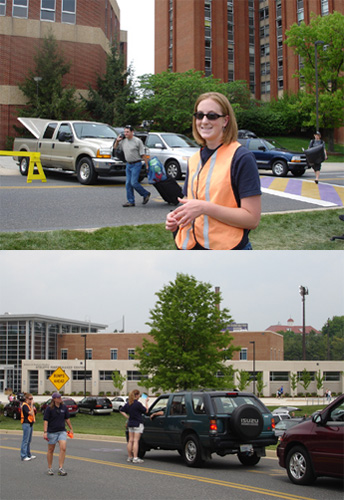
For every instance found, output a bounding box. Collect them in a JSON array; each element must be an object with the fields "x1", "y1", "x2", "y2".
[
  {"x1": 286, "y1": 445, "x2": 316, "y2": 485},
  {"x1": 182, "y1": 435, "x2": 204, "y2": 467},
  {"x1": 291, "y1": 167, "x2": 305, "y2": 177},
  {"x1": 237, "y1": 451, "x2": 261, "y2": 466},
  {"x1": 230, "y1": 404, "x2": 264, "y2": 440},
  {"x1": 4, "y1": 410, "x2": 8, "y2": 417},
  {"x1": 272, "y1": 160, "x2": 288, "y2": 177},
  {"x1": 13, "y1": 412, "x2": 18, "y2": 420},
  {"x1": 165, "y1": 160, "x2": 182, "y2": 180}
]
